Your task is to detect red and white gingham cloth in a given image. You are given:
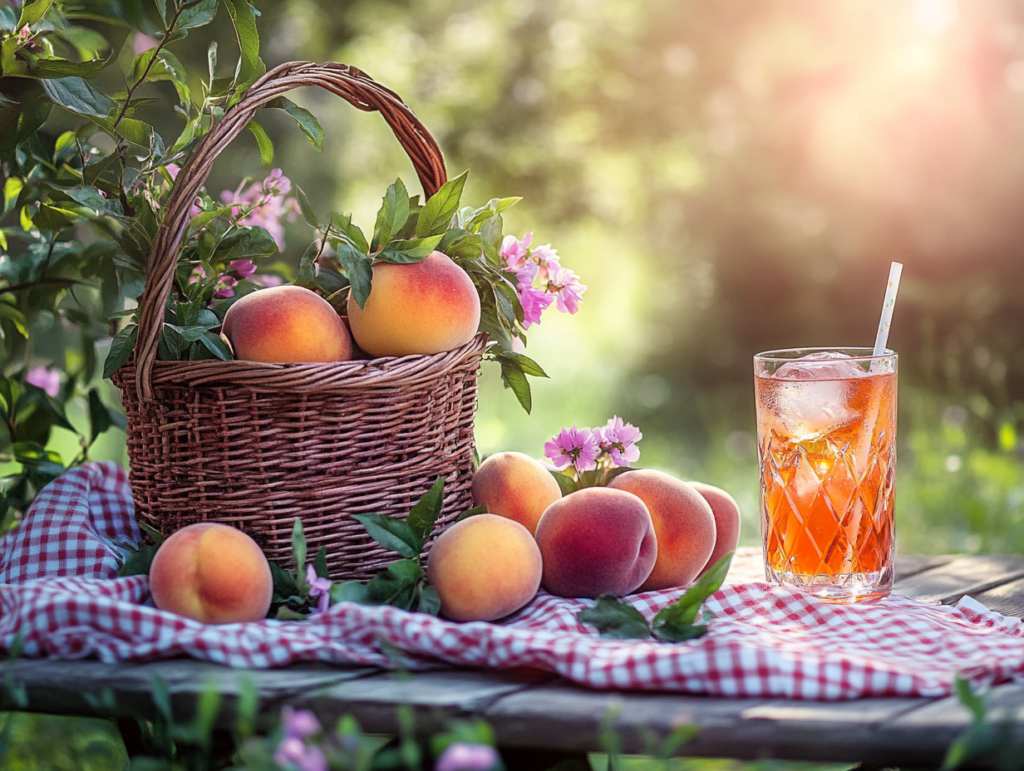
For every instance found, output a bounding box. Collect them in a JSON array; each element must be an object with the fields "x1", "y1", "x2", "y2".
[{"x1": 2, "y1": 462, "x2": 1024, "y2": 700}]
